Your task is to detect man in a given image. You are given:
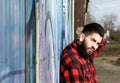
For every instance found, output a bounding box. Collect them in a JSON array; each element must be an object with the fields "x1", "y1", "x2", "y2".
[{"x1": 60, "y1": 23, "x2": 107, "y2": 83}]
